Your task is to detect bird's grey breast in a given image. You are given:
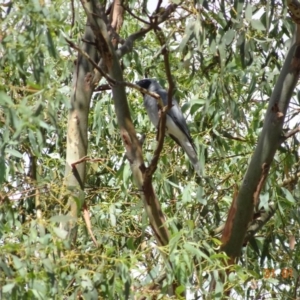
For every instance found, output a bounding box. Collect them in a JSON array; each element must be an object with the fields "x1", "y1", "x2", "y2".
[{"x1": 144, "y1": 94, "x2": 159, "y2": 127}]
